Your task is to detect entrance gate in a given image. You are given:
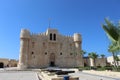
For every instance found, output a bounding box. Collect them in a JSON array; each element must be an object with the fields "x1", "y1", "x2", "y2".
[{"x1": 50, "y1": 53, "x2": 55, "y2": 67}]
